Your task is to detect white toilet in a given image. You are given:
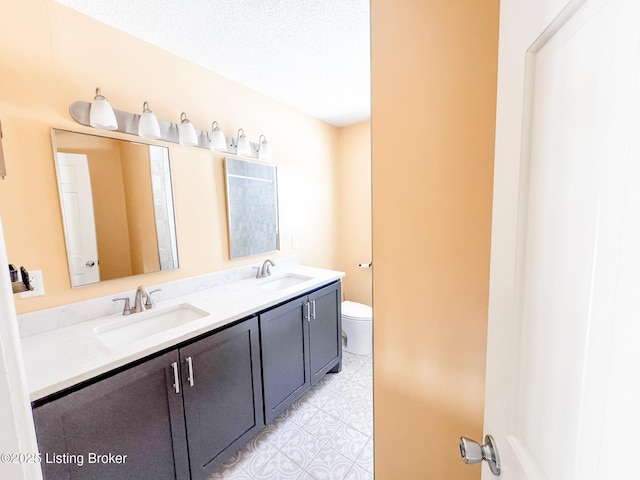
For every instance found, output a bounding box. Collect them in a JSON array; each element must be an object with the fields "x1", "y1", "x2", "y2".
[{"x1": 341, "y1": 301, "x2": 373, "y2": 355}]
